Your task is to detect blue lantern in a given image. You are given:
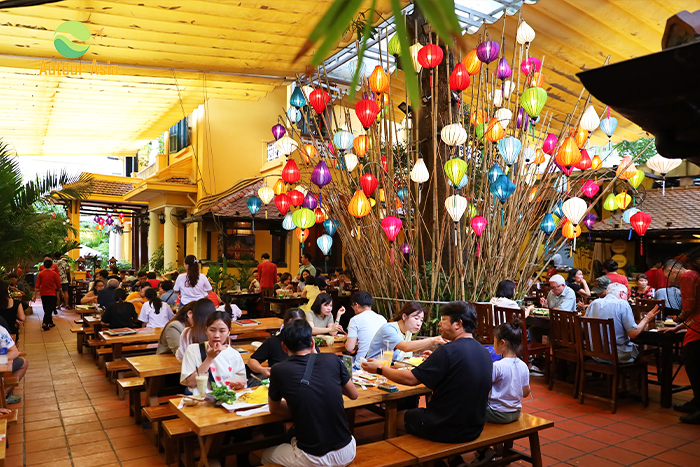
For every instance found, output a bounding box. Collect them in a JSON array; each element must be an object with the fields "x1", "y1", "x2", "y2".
[
  {"x1": 247, "y1": 195, "x2": 262, "y2": 232},
  {"x1": 317, "y1": 234, "x2": 333, "y2": 256},
  {"x1": 290, "y1": 86, "x2": 306, "y2": 108},
  {"x1": 397, "y1": 187, "x2": 410, "y2": 201},
  {"x1": 488, "y1": 164, "x2": 504, "y2": 184},
  {"x1": 333, "y1": 130, "x2": 354, "y2": 151},
  {"x1": 323, "y1": 219, "x2": 339, "y2": 236},
  {"x1": 540, "y1": 213, "x2": 556, "y2": 234},
  {"x1": 599, "y1": 116, "x2": 617, "y2": 138},
  {"x1": 552, "y1": 200, "x2": 564, "y2": 218},
  {"x1": 287, "y1": 107, "x2": 301, "y2": 124},
  {"x1": 489, "y1": 174, "x2": 516, "y2": 204},
  {"x1": 454, "y1": 173, "x2": 469, "y2": 189},
  {"x1": 498, "y1": 136, "x2": 521, "y2": 166}
]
